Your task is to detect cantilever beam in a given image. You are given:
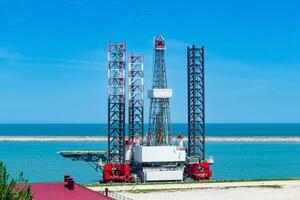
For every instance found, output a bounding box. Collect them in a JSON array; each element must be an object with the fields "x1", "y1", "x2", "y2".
[{"x1": 59, "y1": 150, "x2": 107, "y2": 172}]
